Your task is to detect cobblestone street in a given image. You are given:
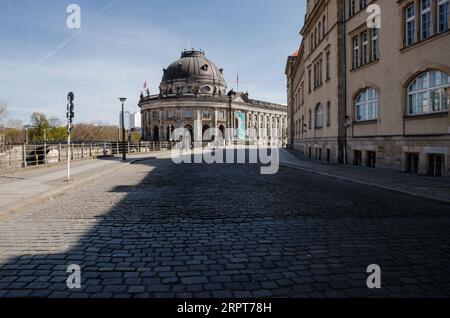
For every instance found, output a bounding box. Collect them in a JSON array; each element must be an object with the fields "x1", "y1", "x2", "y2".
[{"x1": 1, "y1": 155, "x2": 450, "y2": 298}]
